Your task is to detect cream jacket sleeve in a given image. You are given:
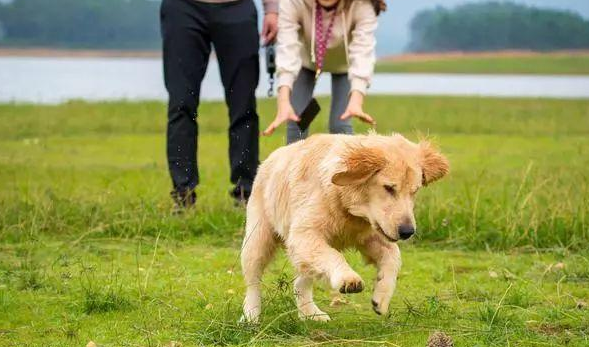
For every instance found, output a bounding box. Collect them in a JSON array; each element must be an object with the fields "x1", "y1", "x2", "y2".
[
  {"x1": 276, "y1": 0, "x2": 303, "y2": 90},
  {"x1": 263, "y1": 0, "x2": 278, "y2": 13},
  {"x1": 348, "y1": 1, "x2": 378, "y2": 95}
]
